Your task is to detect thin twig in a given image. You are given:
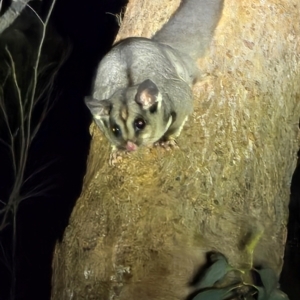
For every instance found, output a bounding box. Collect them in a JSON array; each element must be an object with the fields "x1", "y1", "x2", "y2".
[
  {"x1": 0, "y1": 242, "x2": 12, "y2": 273},
  {"x1": 24, "y1": 3, "x2": 44, "y2": 25},
  {"x1": 26, "y1": 0, "x2": 57, "y2": 153},
  {"x1": 5, "y1": 47, "x2": 25, "y2": 179},
  {"x1": 23, "y1": 159, "x2": 56, "y2": 185}
]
